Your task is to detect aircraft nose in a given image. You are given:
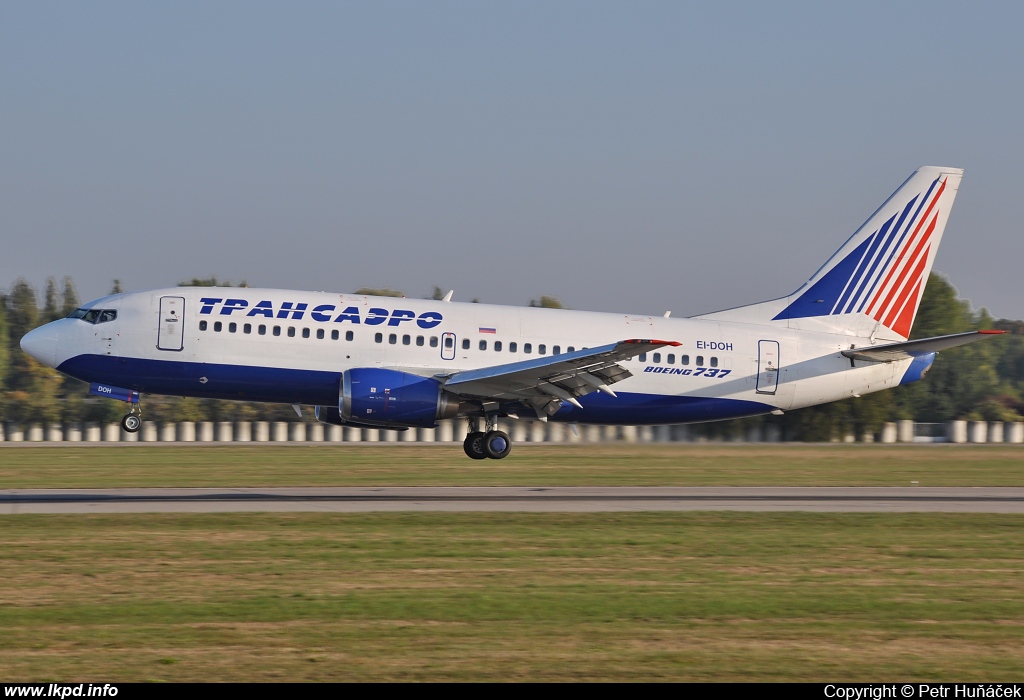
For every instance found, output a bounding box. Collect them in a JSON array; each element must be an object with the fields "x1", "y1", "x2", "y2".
[{"x1": 20, "y1": 323, "x2": 59, "y2": 368}]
